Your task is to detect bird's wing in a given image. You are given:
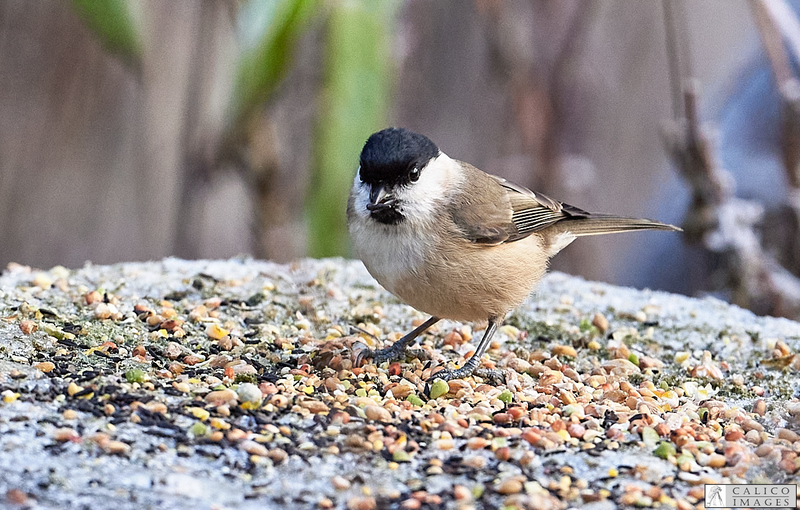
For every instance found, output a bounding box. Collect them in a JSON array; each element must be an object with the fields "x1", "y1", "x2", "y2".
[
  {"x1": 490, "y1": 175, "x2": 591, "y2": 242},
  {"x1": 449, "y1": 165, "x2": 588, "y2": 245}
]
